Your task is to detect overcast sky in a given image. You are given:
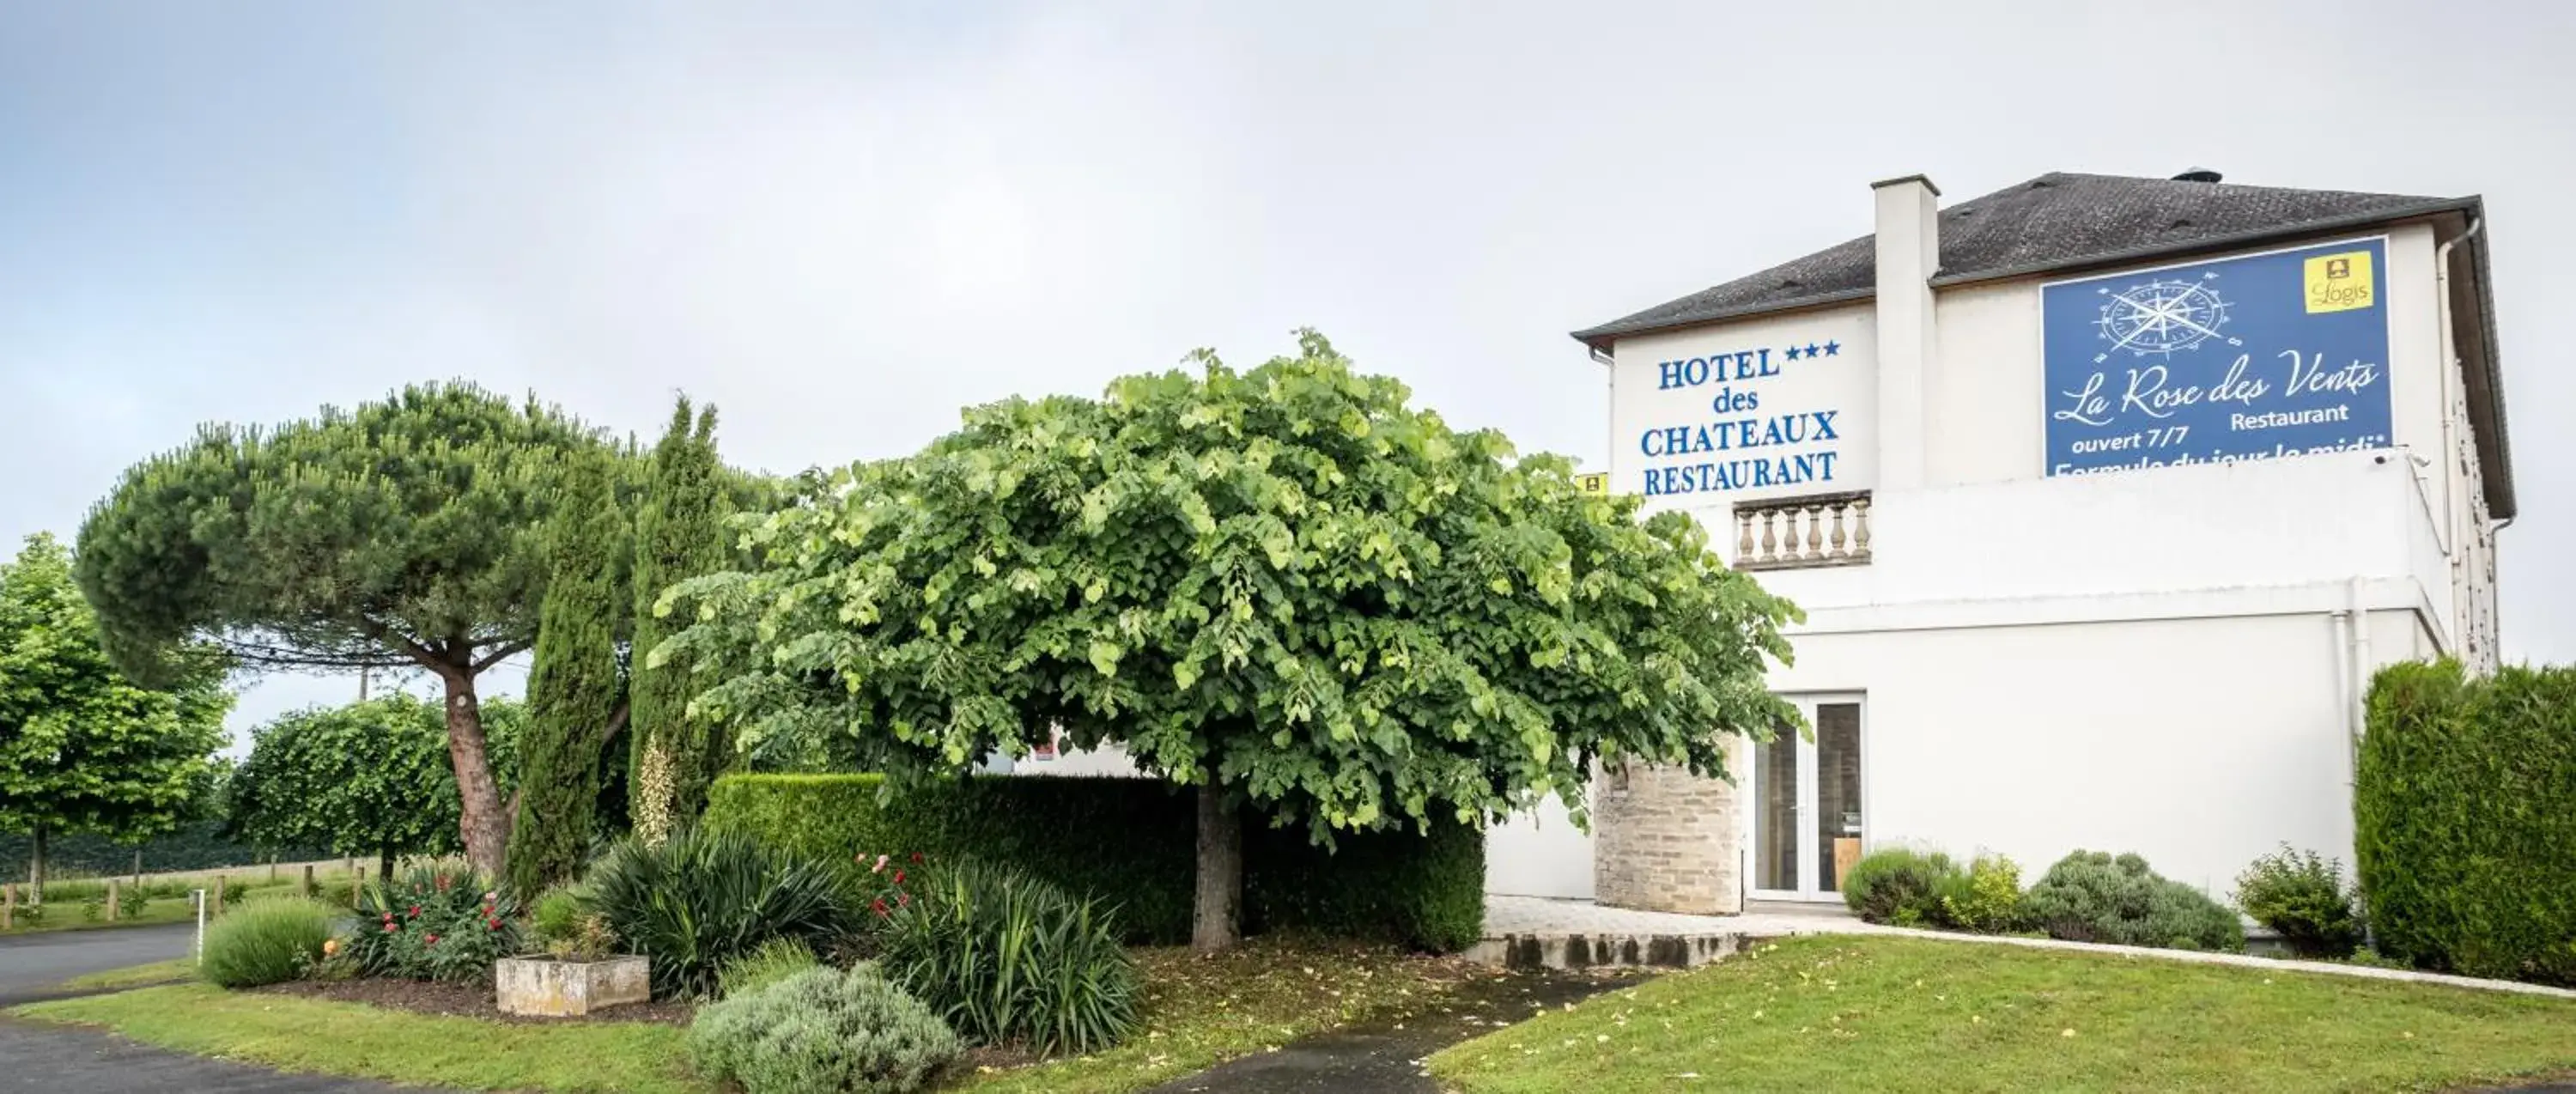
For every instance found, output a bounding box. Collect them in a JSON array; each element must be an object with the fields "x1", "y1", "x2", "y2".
[{"x1": 3, "y1": 1, "x2": 2569, "y2": 753}]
